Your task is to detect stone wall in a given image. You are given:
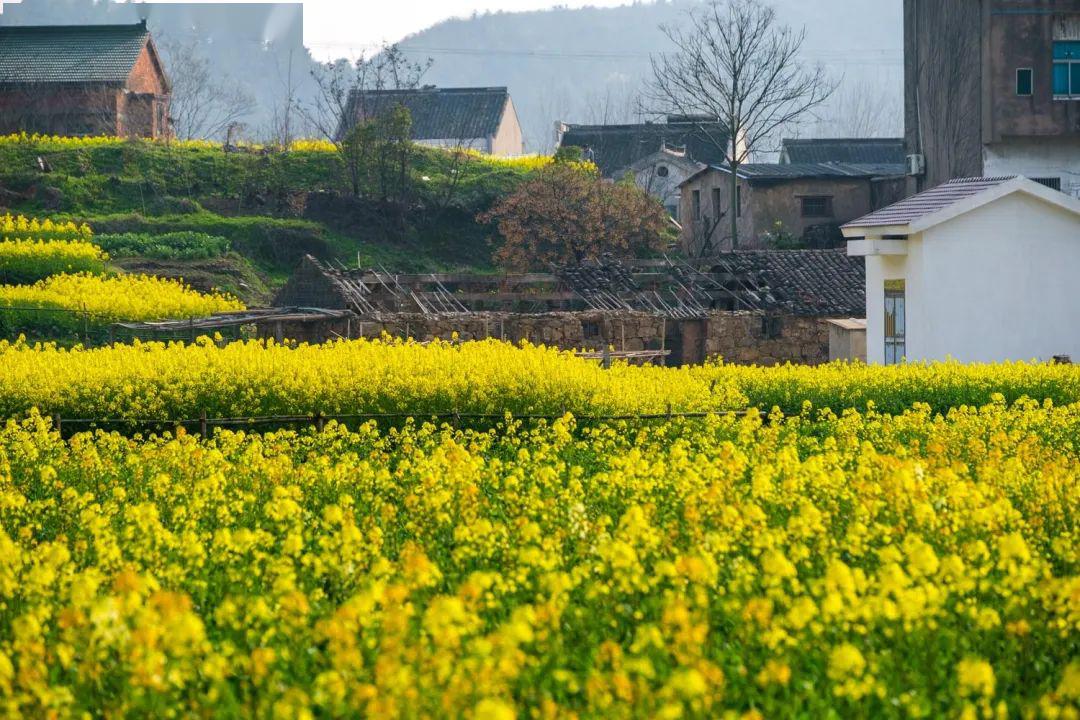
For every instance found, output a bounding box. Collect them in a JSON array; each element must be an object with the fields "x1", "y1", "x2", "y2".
[
  {"x1": 705, "y1": 313, "x2": 830, "y2": 366},
  {"x1": 351, "y1": 311, "x2": 667, "y2": 352},
  {"x1": 258, "y1": 310, "x2": 832, "y2": 366}
]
